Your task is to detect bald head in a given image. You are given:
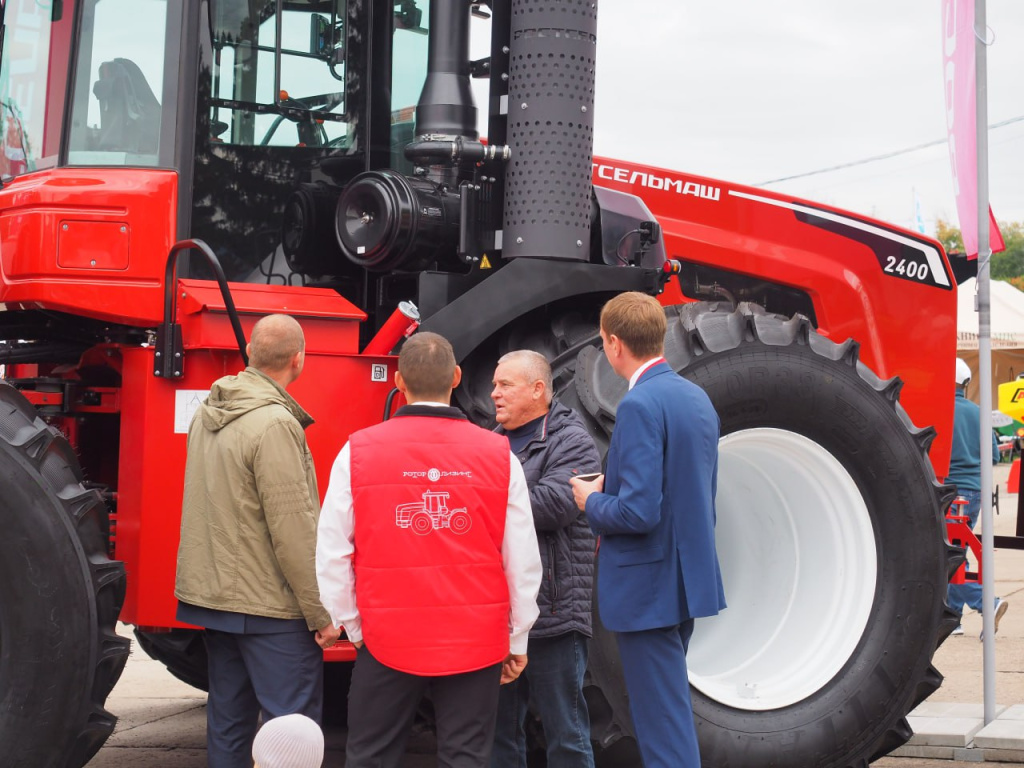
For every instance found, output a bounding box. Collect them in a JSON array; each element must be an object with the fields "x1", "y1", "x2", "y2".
[{"x1": 248, "y1": 314, "x2": 305, "y2": 374}]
